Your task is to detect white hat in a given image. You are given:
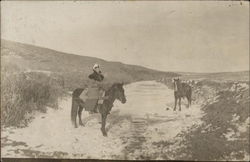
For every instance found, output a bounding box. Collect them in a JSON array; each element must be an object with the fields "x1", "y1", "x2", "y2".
[{"x1": 93, "y1": 63, "x2": 100, "y2": 70}]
